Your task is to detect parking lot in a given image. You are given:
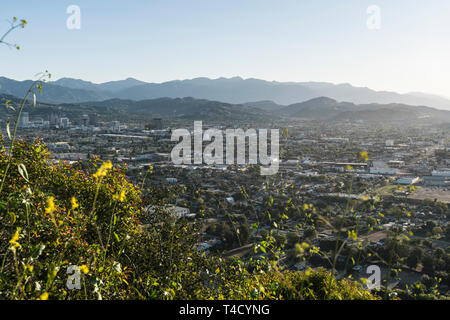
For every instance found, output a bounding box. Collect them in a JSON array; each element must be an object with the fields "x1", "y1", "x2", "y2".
[{"x1": 408, "y1": 187, "x2": 450, "y2": 203}]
